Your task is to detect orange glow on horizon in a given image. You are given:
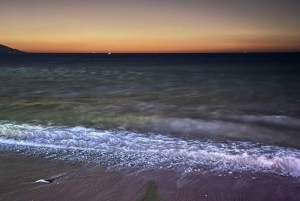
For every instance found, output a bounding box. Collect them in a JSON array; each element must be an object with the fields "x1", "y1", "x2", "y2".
[
  {"x1": 7, "y1": 36, "x2": 299, "y2": 53},
  {"x1": 1, "y1": 1, "x2": 299, "y2": 53}
]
